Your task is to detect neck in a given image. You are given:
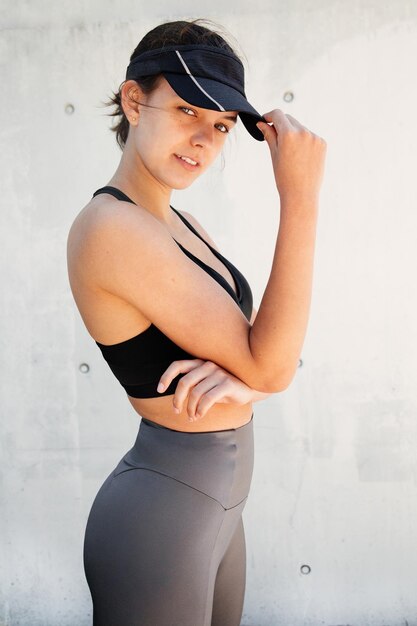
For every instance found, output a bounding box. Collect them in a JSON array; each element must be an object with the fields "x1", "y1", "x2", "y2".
[{"x1": 106, "y1": 138, "x2": 176, "y2": 227}]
